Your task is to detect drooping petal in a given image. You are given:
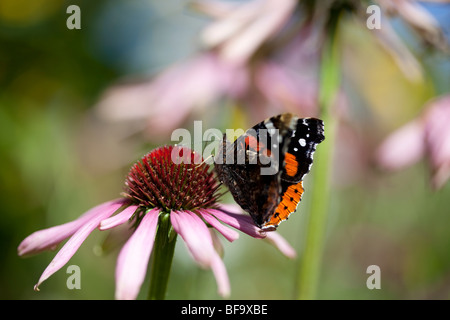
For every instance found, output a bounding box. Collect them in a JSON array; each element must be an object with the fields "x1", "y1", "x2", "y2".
[
  {"x1": 171, "y1": 210, "x2": 230, "y2": 297},
  {"x1": 19, "y1": 221, "x2": 83, "y2": 257},
  {"x1": 264, "y1": 232, "x2": 297, "y2": 259},
  {"x1": 18, "y1": 199, "x2": 124, "y2": 257},
  {"x1": 203, "y1": 0, "x2": 297, "y2": 64},
  {"x1": 201, "y1": 0, "x2": 262, "y2": 48},
  {"x1": 376, "y1": 119, "x2": 425, "y2": 171},
  {"x1": 210, "y1": 252, "x2": 230, "y2": 298},
  {"x1": 198, "y1": 209, "x2": 239, "y2": 242},
  {"x1": 254, "y1": 61, "x2": 318, "y2": 115},
  {"x1": 223, "y1": 0, "x2": 296, "y2": 64},
  {"x1": 424, "y1": 95, "x2": 450, "y2": 189},
  {"x1": 207, "y1": 207, "x2": 265, "y2": 239},
  {"x1": 170, "y1": 210, "x2": 215, "y2": 267},
  {"x1": 115, "y1": 208, "x2": 159, "y2": 300},
  {"x1": 99, "y1": 205, "x2": 138, "y2": 230},
  {"x1": 33, "y1": 200, "x2": 124, "y2": 291},
  {"x1": 142, "y1": 54, "x2": 225, "y2": 137},
  {"x1": 95, "y1": 54, "x2": 225, "y2": 138}
]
